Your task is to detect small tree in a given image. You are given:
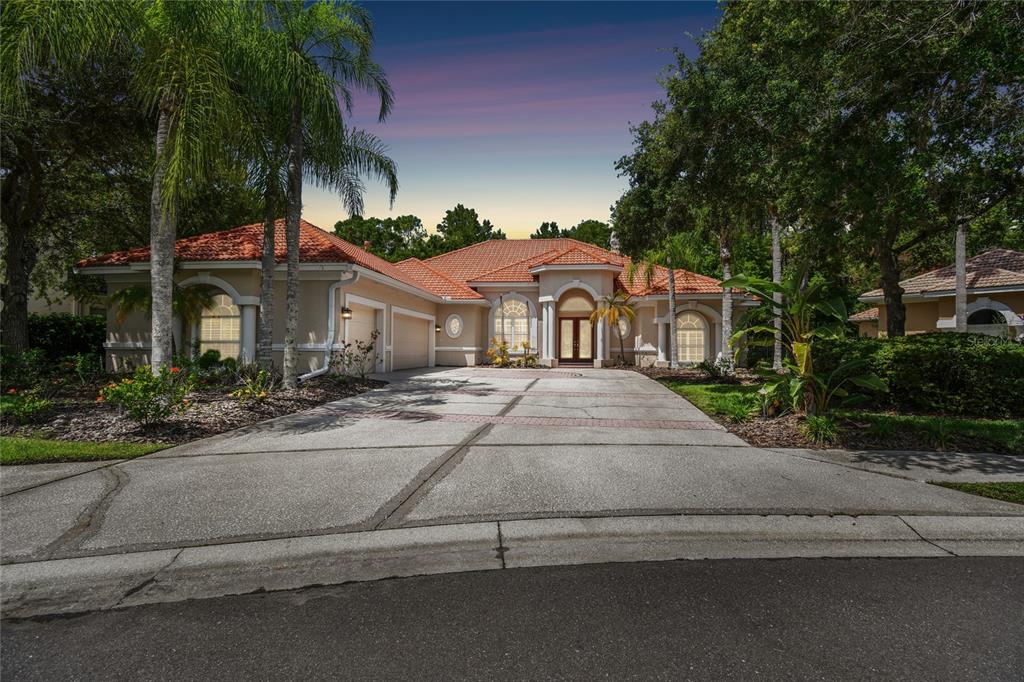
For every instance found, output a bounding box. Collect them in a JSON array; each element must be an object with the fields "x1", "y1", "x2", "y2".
[{"x1": 589, "y1": 291, "x2": 636, "y2": 365}]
